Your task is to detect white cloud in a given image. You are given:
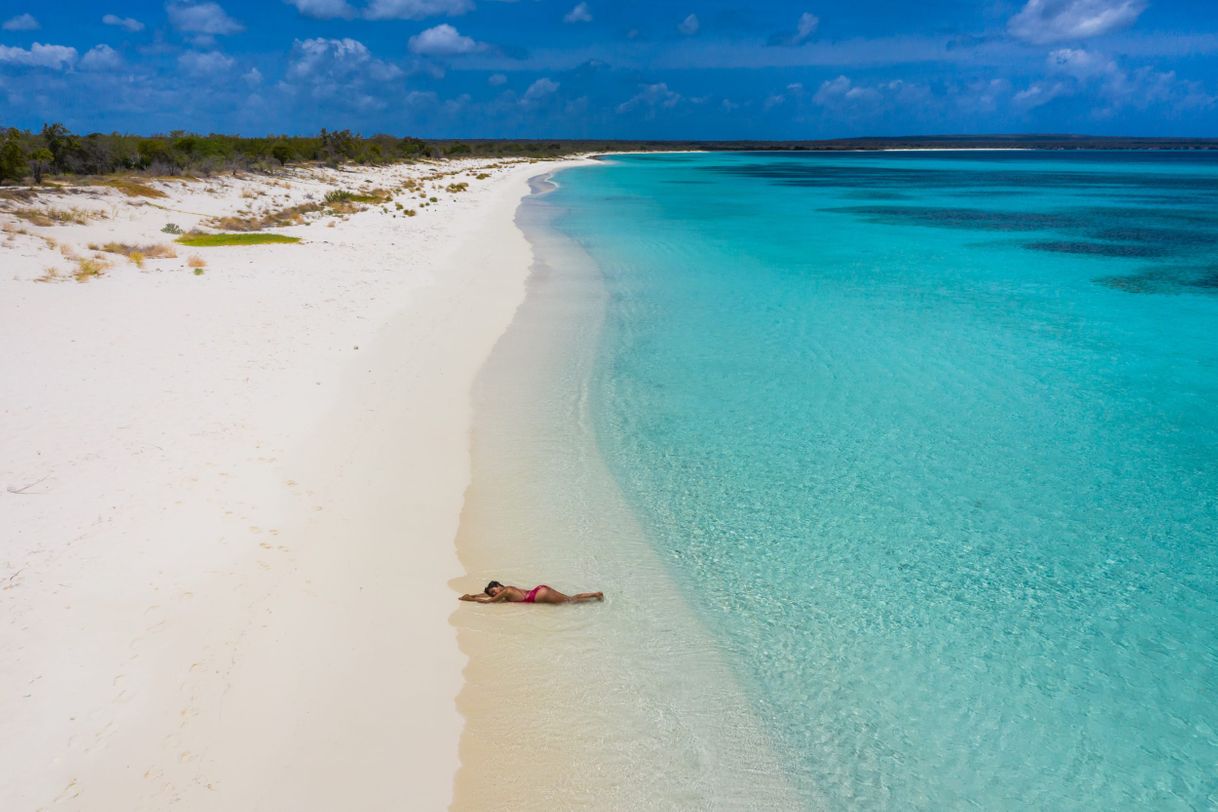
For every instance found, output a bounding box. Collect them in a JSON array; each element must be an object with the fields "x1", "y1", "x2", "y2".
[
  {"x1": 178, "y1": 50, "x2": 235, "y2": 74},
  {"x1": 81, "y1": 44, "x2": 123, "y2": 71},
  {"x1": 244, "y1": 67, "x2": 263, "y2": 85},
  {"x1": 678, "y1": 13, "x2": 699, "y2": 35},
  {"x1": 1008, "y1": 0, "x2": 1146, "y2": 44},
  {"x1": 617, "y1": 82, "x2": 681, "y2": 113},
  {"x1": 3, "y1": 13, "x2": 39, "y2": 31},
  {"x1": 563, "y1": 2, "x2": 592, "y2": 24},
  {"x1": 166, "y1": 2, "x2": 243, "y2": 36},
  {"x1": 1015, "y1": 47, "x2": 1216, "y2": 114},
  {"x1": 813, "y1": 75, "x2": 880, "y2": 106},
  {"x1": 522, "y1": 76, "x2": 559, "y2": 102},
  {"x1": 771, "y1": 10, "x2": 819, "y2": 46},
  {"x1": 284, "y1": 0, "x2": 355, "y2": 18},
  {"x1": 1013, "y1": 79, "x2": 1070, "y2": 109},
  {"x1": 0, "y1": 43, "x2": 77, "y2": 69},
  {"x1": 287, "y1": 37, "x2": 403, "y2": 82},
  {"x1": 1048, "y1": 47, "x2": 1117, "y2": 80},
  {"x1": 364, "y1": 0, "x2": 472, "y2": 20},
  {"x1": 958, "y1": 78, "x2": 1011, "y2": 113},
  {"x1": 795, "y1": 12, "x2": 819, "y2": 42},
  {"x1": 102, "y1": 14, "x2": 145, "y2": 32},
  {"x1": 408, "y1": 24, "x2": 483, "y2": 55},
  {"x1": 488, "y1": 72, "x2": 507, "y2": 86},
  {"x1": 405, "y1": 89, "x2": 438, "y2": 107}
]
